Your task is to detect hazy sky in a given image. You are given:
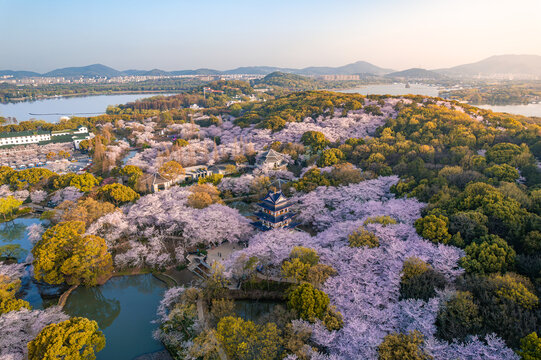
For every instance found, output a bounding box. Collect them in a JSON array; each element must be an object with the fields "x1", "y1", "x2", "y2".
[{"x1": 1, "y1": 0, "x2": 540, "y2": 72}]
